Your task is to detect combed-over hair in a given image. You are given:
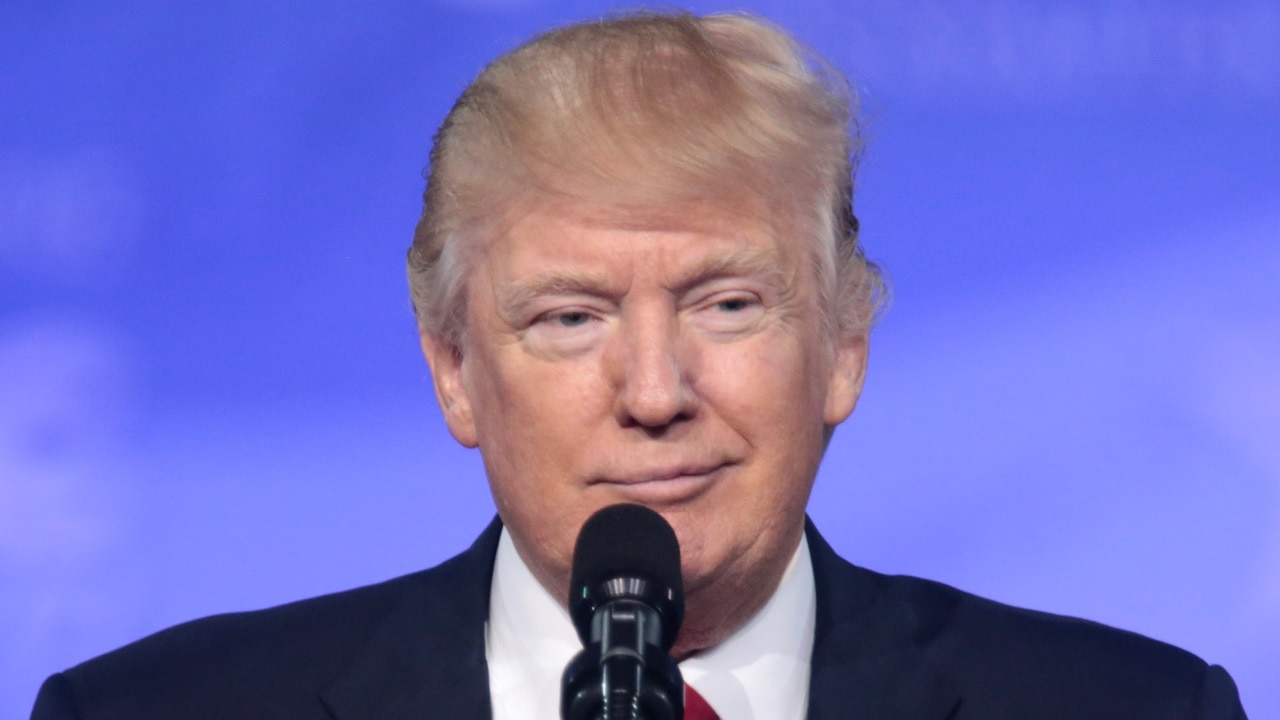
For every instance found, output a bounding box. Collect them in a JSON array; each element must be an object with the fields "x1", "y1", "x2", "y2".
[{"x1": 408, "y1": 11, "x2": 885, "y2": 349}]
